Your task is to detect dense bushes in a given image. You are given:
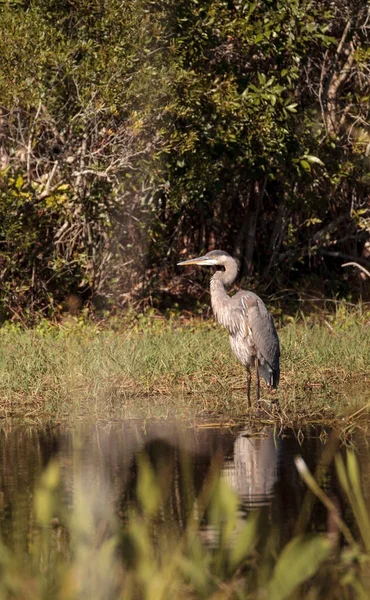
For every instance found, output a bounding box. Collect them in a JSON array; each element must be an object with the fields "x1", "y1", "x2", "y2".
[{"x1": 0, "y1": 0, "x2": 369, "y2": 321}]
